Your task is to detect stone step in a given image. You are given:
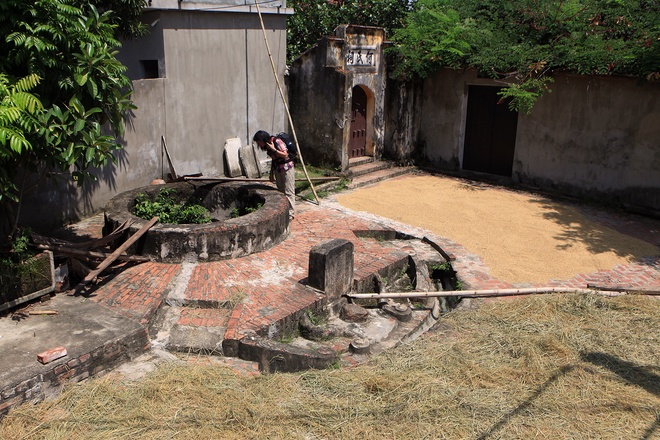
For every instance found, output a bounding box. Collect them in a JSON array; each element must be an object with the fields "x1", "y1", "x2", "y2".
[
  {"x1": 347, "y1": 165, "x2": 416, "y2": 190},
  {"x1": 348, "y1": 156, "x2": 375, "y2": 167},
  {"x1": 166, "y1": 307, "x2": 230, "y2": 355},
  {"x1": 346, "y1": 159, "x2": 393, "y2": 178}
]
